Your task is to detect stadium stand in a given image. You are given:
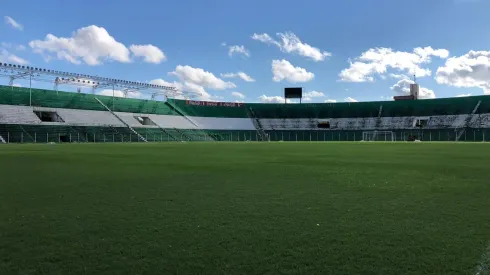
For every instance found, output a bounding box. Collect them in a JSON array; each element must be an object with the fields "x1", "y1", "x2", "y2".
[
  {"x1": 1, "y1": 85, "x2": 490, "y2": 142},
  {"x1": 0, "y1": 104, "x2": 41, "y2": 124},
  {"x1": 57, "y1": 108, "x2": 124, "y2": 126}
]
